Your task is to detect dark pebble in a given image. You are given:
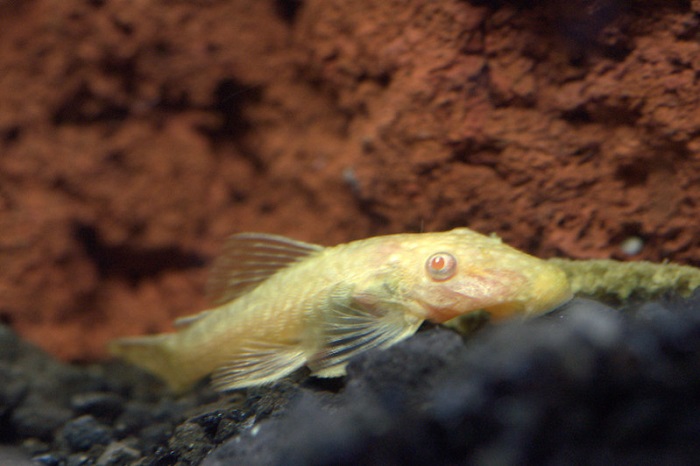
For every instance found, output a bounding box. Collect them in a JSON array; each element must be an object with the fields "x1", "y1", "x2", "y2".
[
  {"x1": 33, "y1": 453, "x2": 63, "y2": 466},
  {"x1": 70, "y1": 392, "x2": 125, "y2": 422},
  {"x1": 0, "y1": 324, "x2": 24, "y2": 362},
  {"x1": 59, "y1": 415, "x2": 113, "y2": 452},
  {"x1": 21, "y1": 438, "x2": 50, "y2": 456},
  {"x1": 11, "y1": 405, "x2": 73, "y2": 441},
  {"x1": 95, "y1": 441, "x2": 141, "y2": 466},
  {"x1": 0, "y1": 367, "x2": 28, "y2": 418},
  {"x1": 112, "y1": 401, "x2": 160, "y2": 436},
  {"x1": 66, "y1": 453, "x2": 92, "y2": 466},
  {"x1": 137, "y1": 422, "x2": 173, "y2": 453},
  {"x1": 4, "y1": 292, "x2": 700, "y2": 466}
]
